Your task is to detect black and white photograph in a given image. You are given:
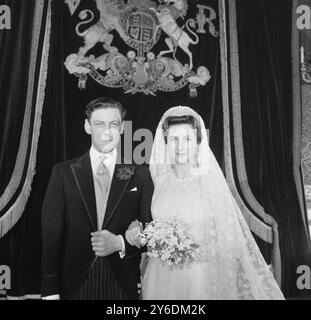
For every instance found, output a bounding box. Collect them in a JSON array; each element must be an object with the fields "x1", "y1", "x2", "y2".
[{"x1": 0, "y1": 0, "x2": 311, "y2": 307}]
